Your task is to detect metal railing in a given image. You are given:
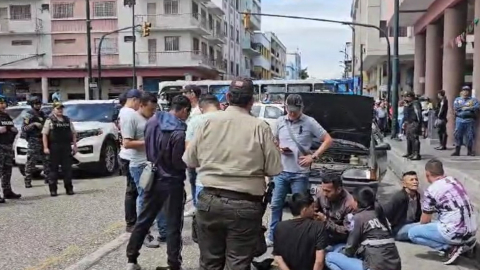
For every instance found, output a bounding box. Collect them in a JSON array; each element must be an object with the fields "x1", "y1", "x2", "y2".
[{"x1": 135, "y1": 13, "x2": 209, "y2": 31}]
